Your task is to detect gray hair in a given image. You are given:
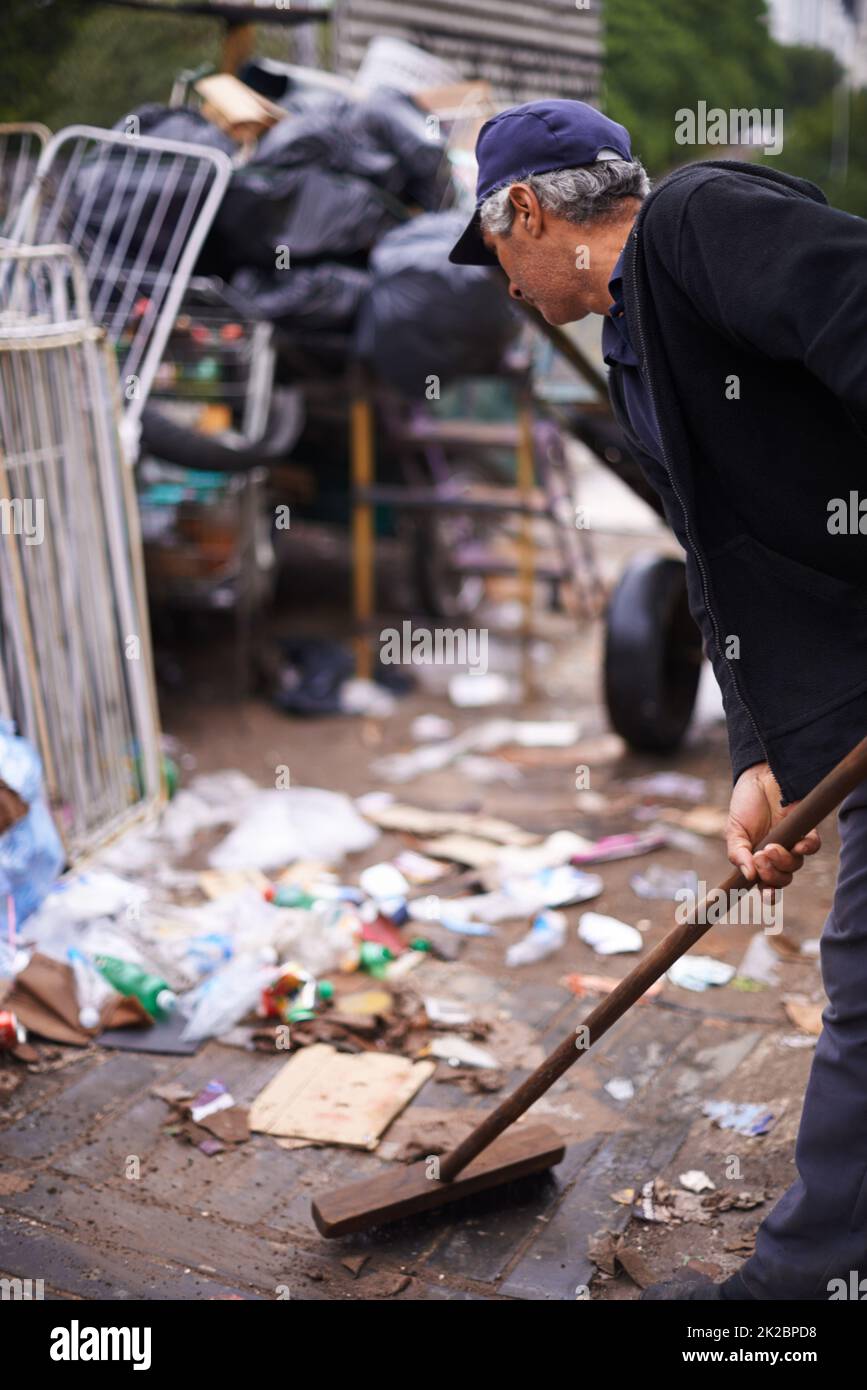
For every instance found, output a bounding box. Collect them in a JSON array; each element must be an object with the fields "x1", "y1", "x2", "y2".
[{"x1": 478, "y1": 158, "x2": 650, "y2": 238}]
